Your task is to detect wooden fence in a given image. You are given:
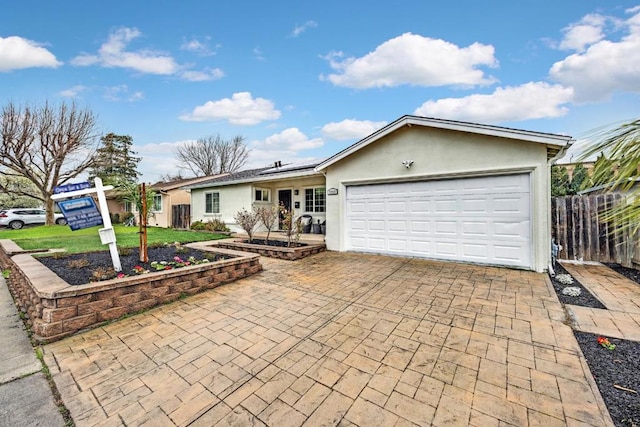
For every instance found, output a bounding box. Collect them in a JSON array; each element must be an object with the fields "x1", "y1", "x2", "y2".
[
  {"x1": 551, "y1": 194, "x2": 639, "y2": 267},
  {"x1": 171, "y1": 204, "x2": 191, "y2": 229}
]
